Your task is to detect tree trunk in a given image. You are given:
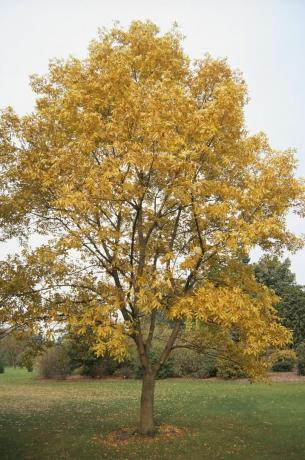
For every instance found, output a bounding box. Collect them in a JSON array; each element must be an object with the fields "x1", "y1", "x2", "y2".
[{"x1": 139, "y1": 370, "x2": 155, "y2": 435}]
